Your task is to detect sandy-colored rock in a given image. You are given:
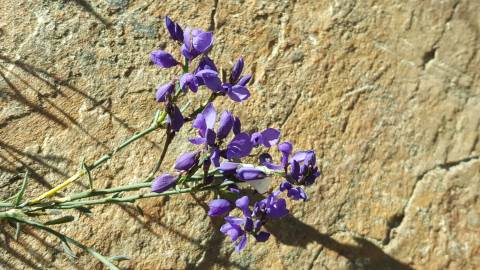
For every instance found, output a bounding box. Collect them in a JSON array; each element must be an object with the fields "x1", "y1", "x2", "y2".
[{"x1": 0, "y1": 0, "x2": 478, "y2": 269}]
